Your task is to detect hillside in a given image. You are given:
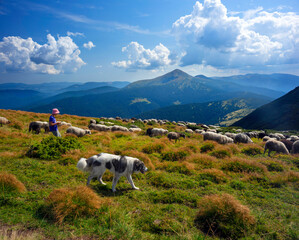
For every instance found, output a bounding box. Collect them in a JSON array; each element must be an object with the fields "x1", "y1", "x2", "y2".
[
  {"x1": 60, "y1": 81, "x2": 130, "y2": 92},
  {"x1": 28, "y1": 69, "x2": 281, "y2": 118},
  {"x1": 232, "y1": 87, "x2": 299, "y2": 130},
  {"x1": 0, "y1": 89, "x2": 48, "y2": 109},
  {"x1": 0, "y1": 109, "x2": 298, "y2": 239},
  {"x1": 136, "y1": 96, "x2": 271, "y2": 126}
]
